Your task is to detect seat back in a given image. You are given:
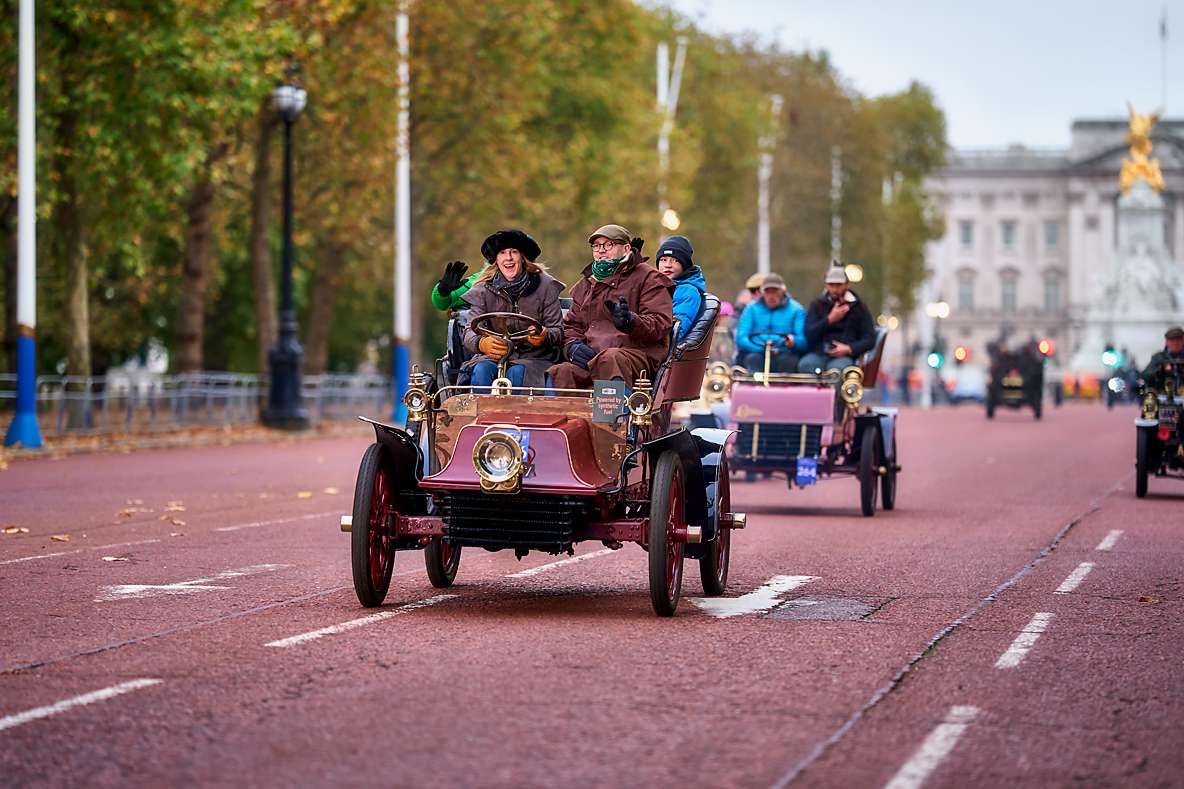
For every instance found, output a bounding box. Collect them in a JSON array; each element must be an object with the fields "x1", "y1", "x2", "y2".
[
  {"x1": 440, "y1": 308, "x2": 472, "y2": 385},
  {"x1": 656, "y1": 294, "x2": 721, "y2": 404},
  {"x1": 859, "y1": 326, "x2": 889, "y2": 387}
]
